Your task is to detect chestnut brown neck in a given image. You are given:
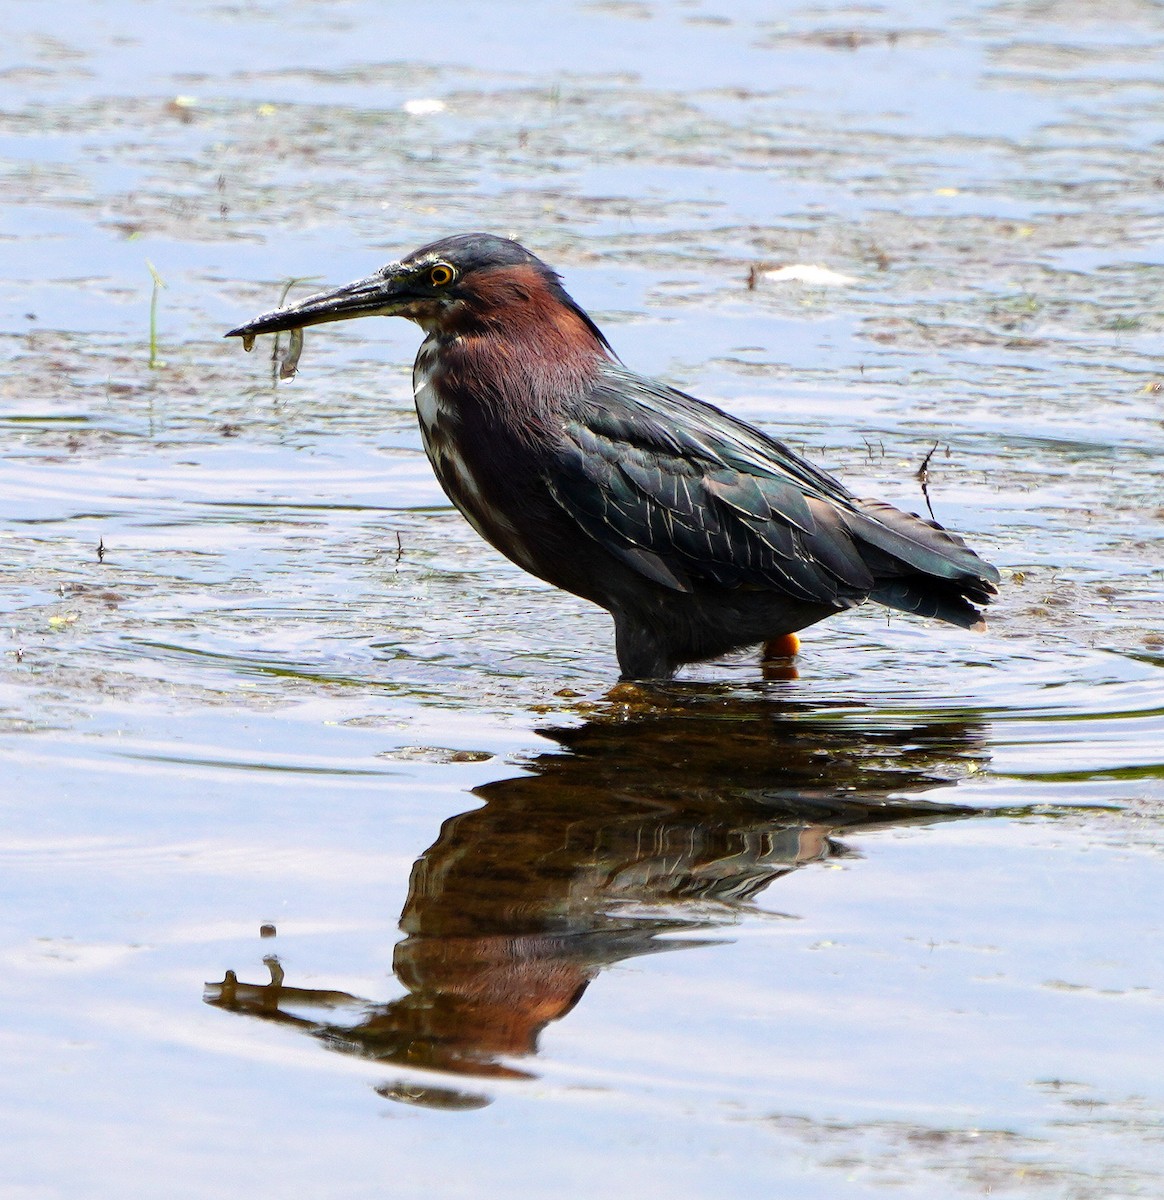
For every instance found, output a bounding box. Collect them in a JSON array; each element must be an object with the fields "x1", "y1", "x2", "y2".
[{"x1": 426, "y1": 264, "x2": 610, "y2": 439}]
